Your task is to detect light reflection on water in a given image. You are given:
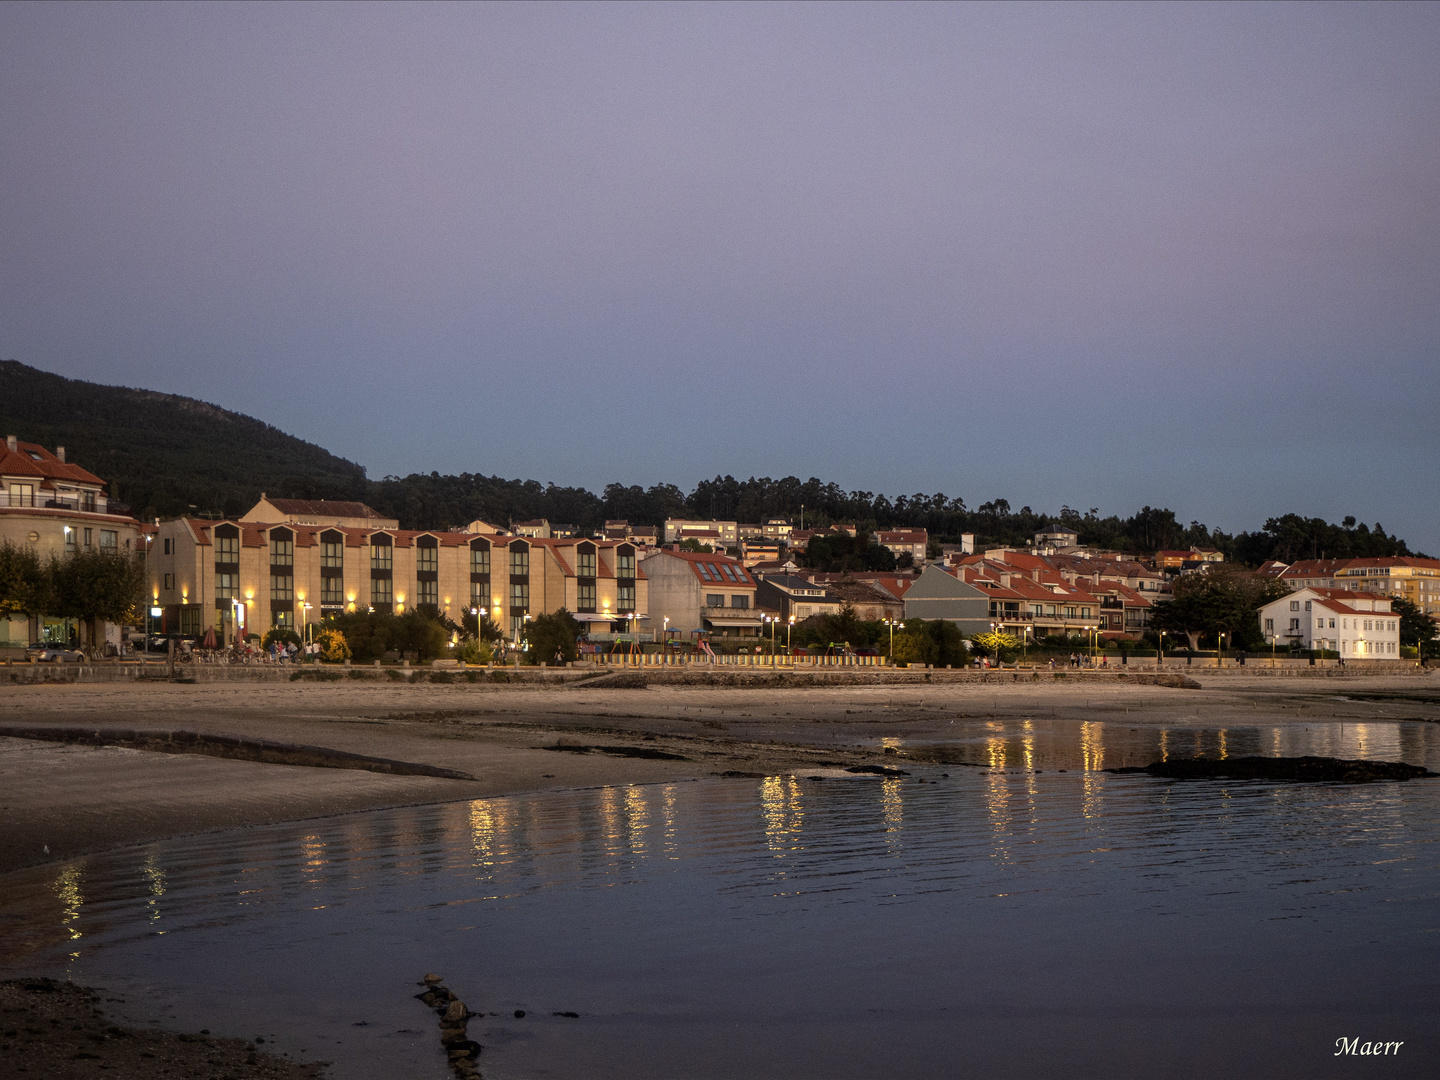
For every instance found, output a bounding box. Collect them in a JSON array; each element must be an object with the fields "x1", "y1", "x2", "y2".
[{"x1": 1, "y1": 725, "x2": 1438, "y2": 1079}]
